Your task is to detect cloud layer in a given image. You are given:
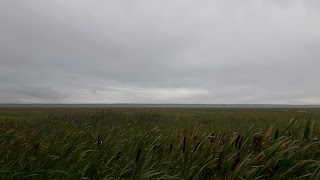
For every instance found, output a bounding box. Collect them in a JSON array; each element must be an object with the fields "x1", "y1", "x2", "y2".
[{"x1": 1, "y1": 0, "x2": 320, "y2": 104}]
